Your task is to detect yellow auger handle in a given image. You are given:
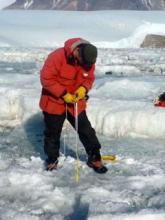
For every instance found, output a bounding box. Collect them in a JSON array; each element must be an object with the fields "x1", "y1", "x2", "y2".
[
  {"x1": 75, "y1": 159, "x2": 80, "y2": 183},
  {"x1": 101, "y1": 155, "x2": 116, "y2": 161}
]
